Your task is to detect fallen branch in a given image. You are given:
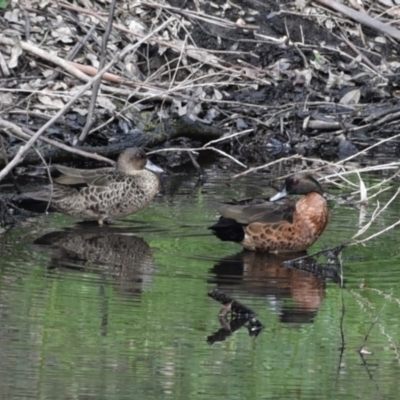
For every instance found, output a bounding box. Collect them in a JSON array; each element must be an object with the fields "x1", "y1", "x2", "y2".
[
  {"x1": 0, "y1": 119, "x2": 114, "y2": 165},
  {"x1": 314, "y1": 0, "x2": 400, "y2": 41}
]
